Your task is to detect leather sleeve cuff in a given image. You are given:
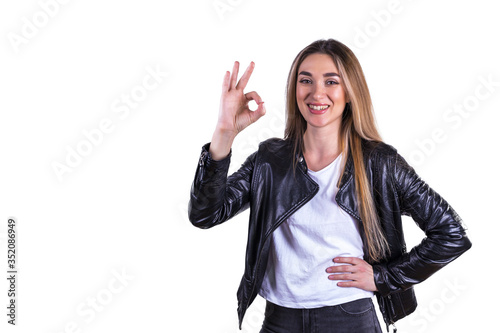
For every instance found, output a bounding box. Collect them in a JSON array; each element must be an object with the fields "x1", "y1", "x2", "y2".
[
  {"x1": 373, "y1": 263, "x2": 391, "y2": 297},
  {"x1": 199, "y1": 142, "x2": 232, "y2": 175}
]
